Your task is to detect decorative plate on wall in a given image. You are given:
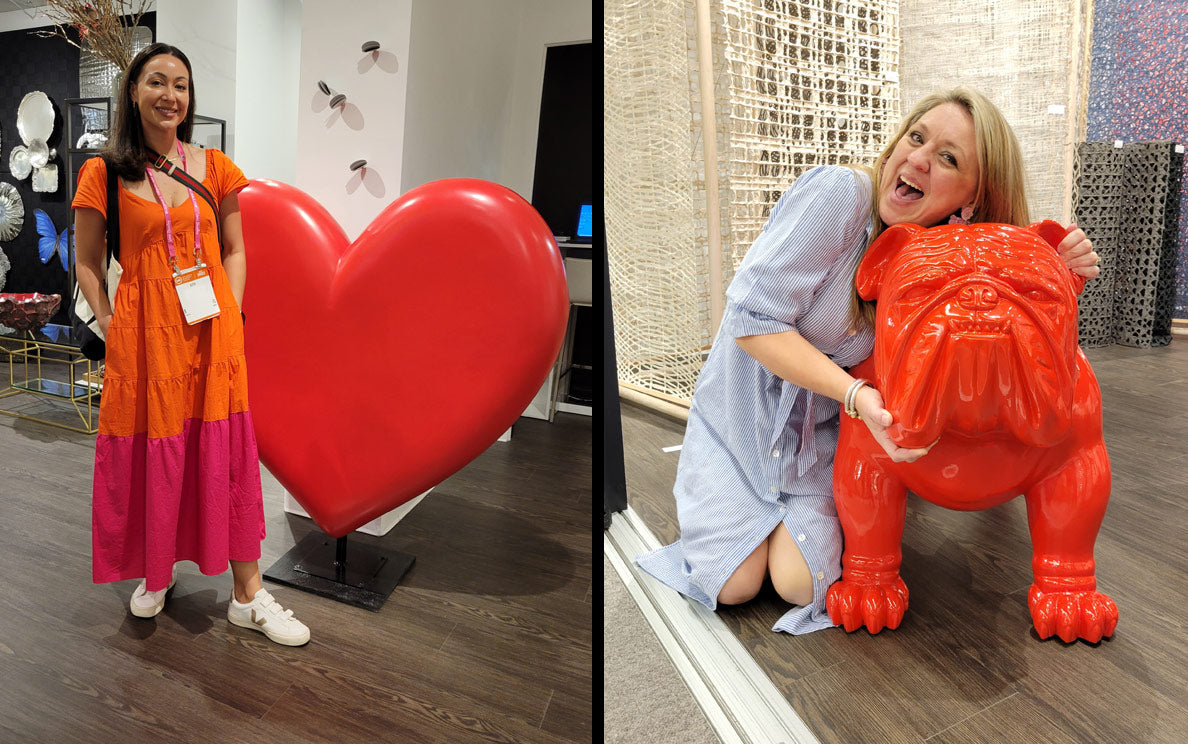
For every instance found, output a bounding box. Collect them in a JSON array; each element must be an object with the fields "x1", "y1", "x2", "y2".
[
  {"x1": 9, "y1": 147, "x2": 32, "y2": 180},
  {"x1": 28, "y1": 138, "x2": 50, "y2": 168},
  {"x1": 32, "y1": 164, "x2": 58, "y2": 194},
  {"x1": 0, "y1": 182, "x2": 25, "y2": 241},
  {"x1": 16, "y1": 91, "x2": 55, "y2": 145}
]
